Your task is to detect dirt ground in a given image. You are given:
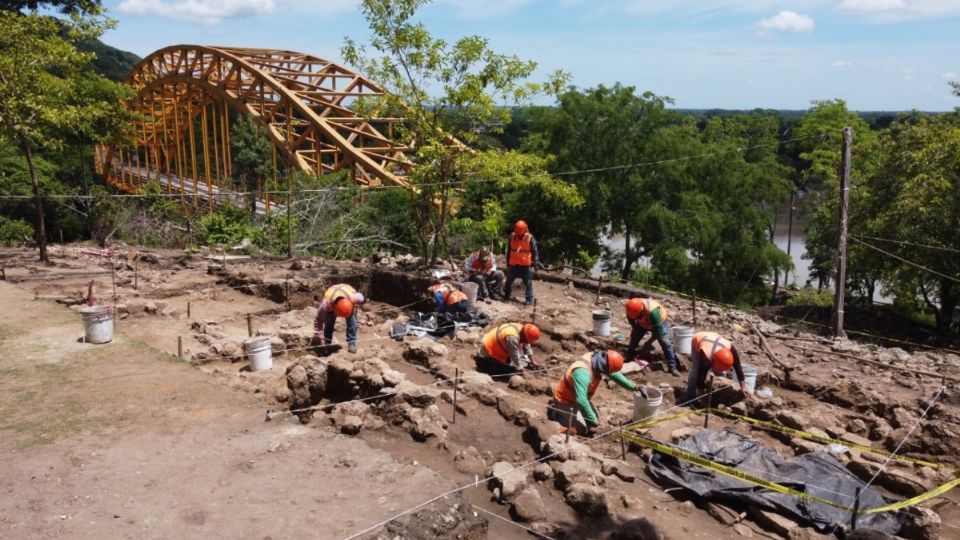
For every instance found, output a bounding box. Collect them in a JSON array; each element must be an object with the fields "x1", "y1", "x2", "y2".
[{"x1": 1, "y1": 244, "x2": 958, "y2": 539}]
